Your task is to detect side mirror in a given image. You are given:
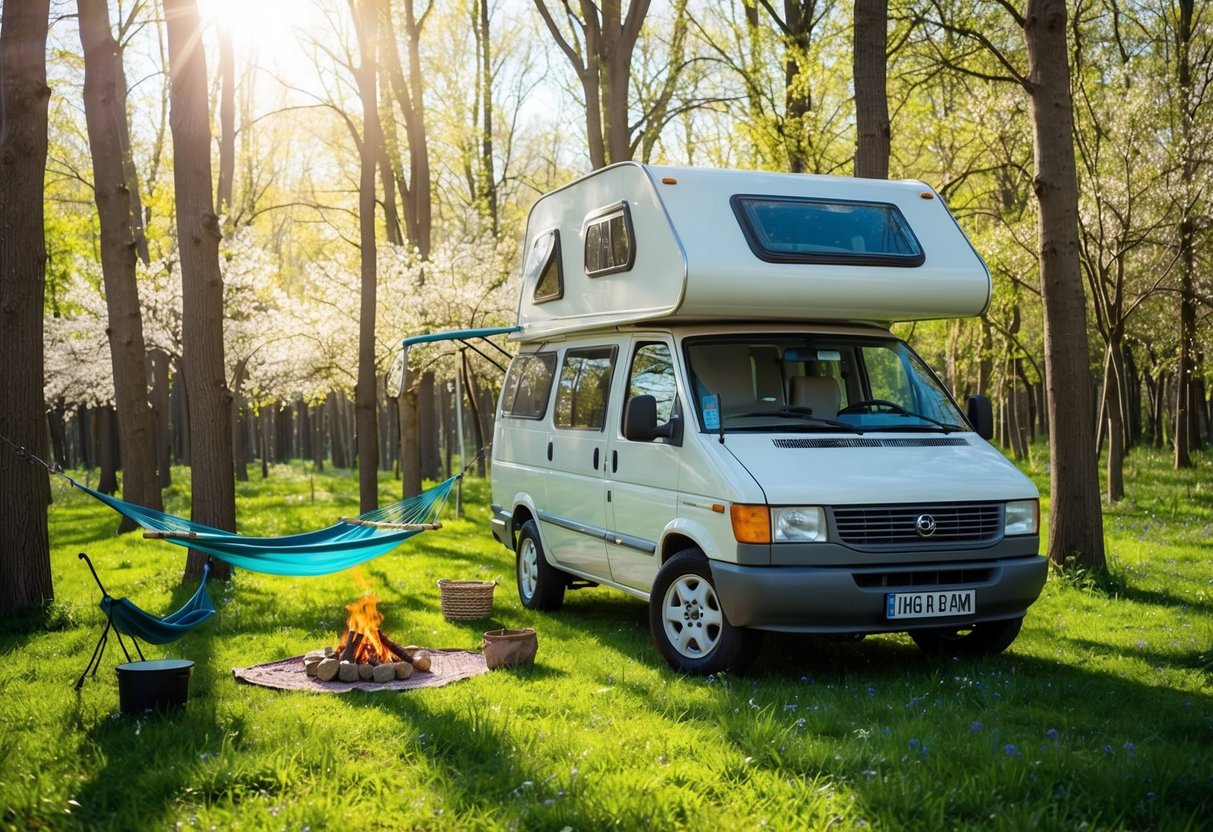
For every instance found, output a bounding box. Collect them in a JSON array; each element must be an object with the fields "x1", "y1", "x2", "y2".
[
  {"x1": 966, "y1": 394, "x2": 994, "y2": 441},
  {"x1": 623, "y1": 395, "x2": 681, "y2": 444}
]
